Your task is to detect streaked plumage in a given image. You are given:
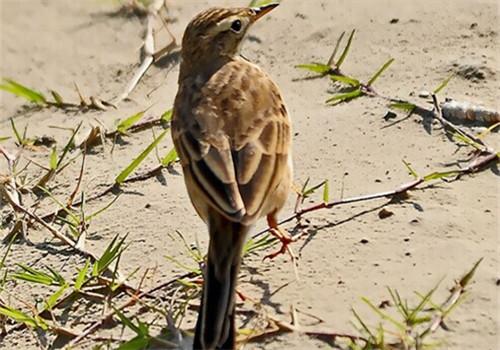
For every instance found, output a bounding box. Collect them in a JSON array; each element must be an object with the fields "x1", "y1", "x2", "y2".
[{"x1": 171, "y1": 4, "x2": 292, "y2": 349}]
